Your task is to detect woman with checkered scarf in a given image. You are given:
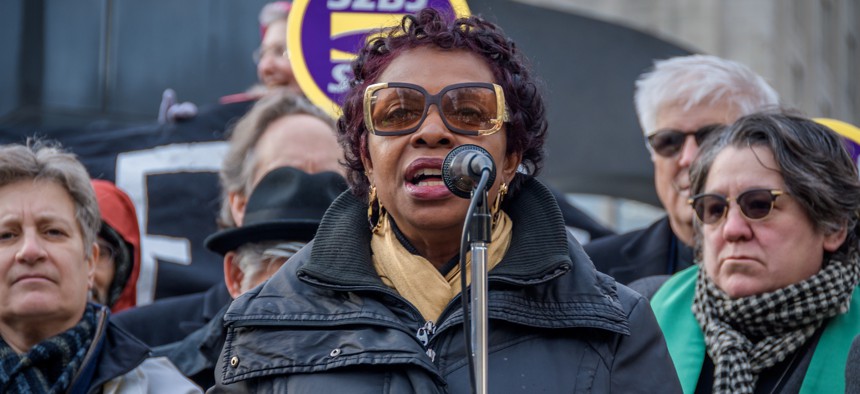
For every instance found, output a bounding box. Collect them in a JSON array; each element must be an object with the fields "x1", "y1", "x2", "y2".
[{"x1": 649, "y1": 112, "x2": 860, "y2": 394}]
